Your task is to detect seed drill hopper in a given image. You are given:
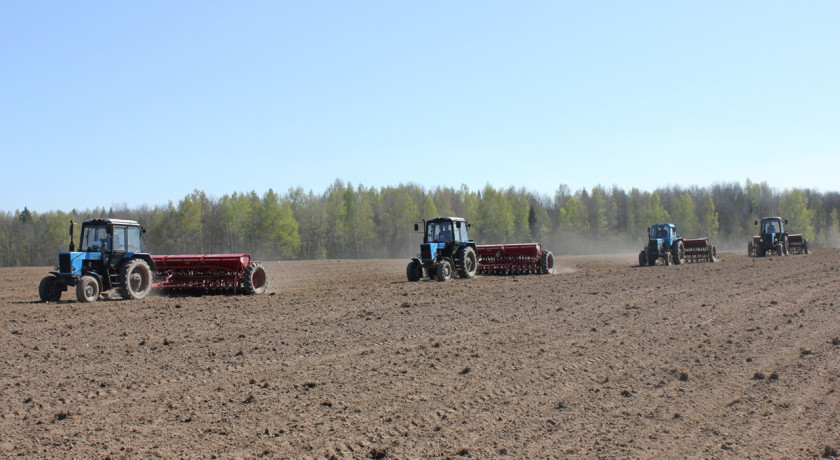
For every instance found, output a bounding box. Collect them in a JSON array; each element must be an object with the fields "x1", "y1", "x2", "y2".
[
  {"x1": 475, "y1": 243, "x2": 554, "y2": 275},
  {"x1": 152, "y1": 254, "x2": 267, "y2": 295}
]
